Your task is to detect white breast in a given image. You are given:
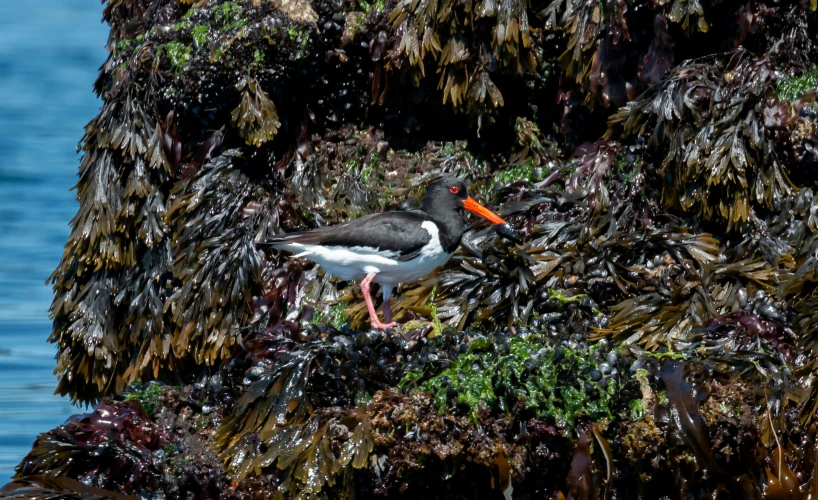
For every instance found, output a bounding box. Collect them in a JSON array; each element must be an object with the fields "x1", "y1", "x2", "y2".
[{"x1": 278, "y1": 220, "x2": 453, "y2": 286}]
